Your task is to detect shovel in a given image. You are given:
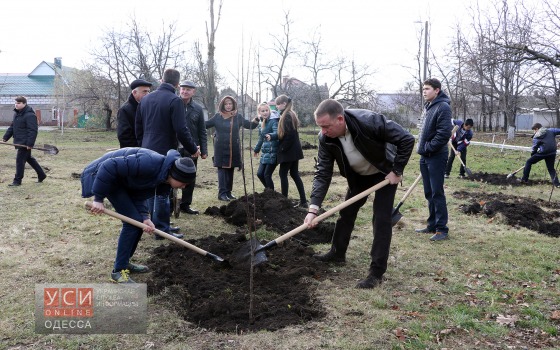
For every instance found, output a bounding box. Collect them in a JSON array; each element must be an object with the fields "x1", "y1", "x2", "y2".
[
  {"x1": 171, "y1": 188, "x2": 180, "y2": 219},
  {"x1": 84, "y1": 201, "x2": 226, "y2": 264},
  {"x1": 448, "y1": 142, "x2": 473, "y2": 177},
  {"x1": 0, "y1": 141, "x2": 59, "y2": 155},
  {"x1": 254, "y1": 179, "x2": 392, "y2": 255},
  {"x1": 448, "y1": 125, "x2": 473, "y2": 177},
  {"x1": 506, "y1": 166, "x2": 524, "y2": 179},
  {"x1": 391, "y1": 174, "x2": 422, "y2": 226}
]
